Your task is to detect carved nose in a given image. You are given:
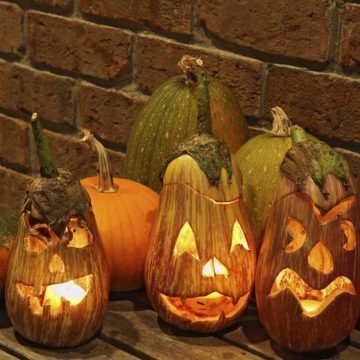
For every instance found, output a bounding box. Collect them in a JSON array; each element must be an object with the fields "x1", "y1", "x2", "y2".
[
  {"x1": 308, "y1": 241, "x2": 334, "y2": 274},
  {"x1": 202, "y1": 257, "x2": 229, "y2": 278},
  {"x1": 49, "y1": 254, "x2": 65, "y2": 273}
]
